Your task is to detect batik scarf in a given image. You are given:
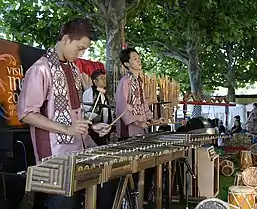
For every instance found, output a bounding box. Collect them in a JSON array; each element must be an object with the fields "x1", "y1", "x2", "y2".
[
  {"x1": 45, "y1": 48, "x2": 82, "y2": 144},
  {"x1": 127, "y1": 72, "x2": 146, "y2": 116}
]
